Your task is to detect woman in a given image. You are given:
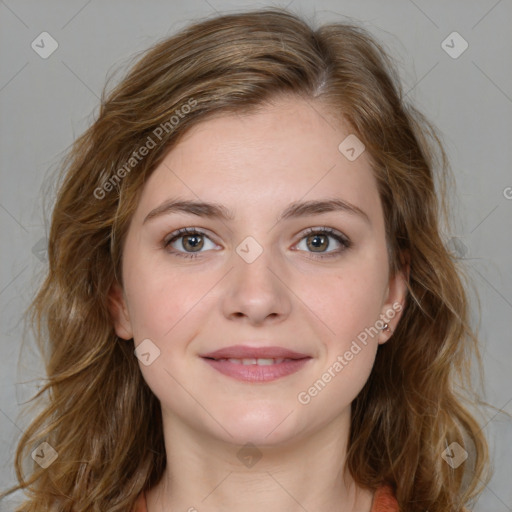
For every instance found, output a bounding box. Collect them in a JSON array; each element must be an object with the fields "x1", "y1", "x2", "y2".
[{"x1": 2, "y1": 8, "x2": 490, "y2": 512}]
